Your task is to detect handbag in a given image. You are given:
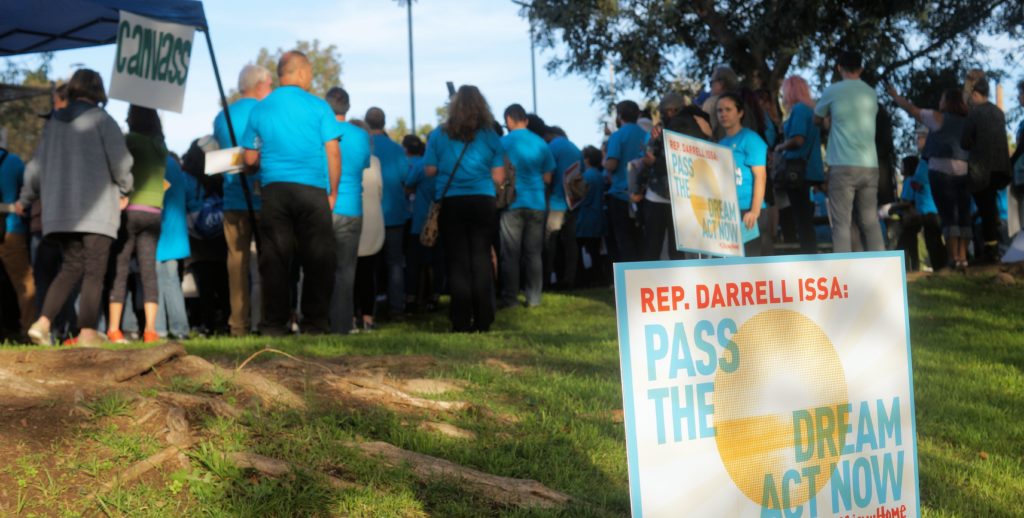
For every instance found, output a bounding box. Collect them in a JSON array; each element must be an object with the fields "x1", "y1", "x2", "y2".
[
  {"x1": 495, "y1": 156, "x2": 517, "y2": 209},
  {"x1": 420, "y1": 142, "x2": 470, "y2": 247},
  {"x1": 771, "y1": 146, "x2": 808, "y2": 191}
]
